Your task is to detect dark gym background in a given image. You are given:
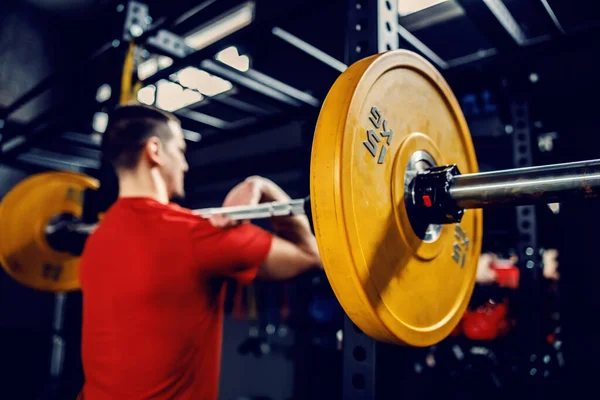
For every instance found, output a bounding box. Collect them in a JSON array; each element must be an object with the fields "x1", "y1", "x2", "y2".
[{"x1": 1, "y1": 0, "x2": 599, "y2": 399}]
